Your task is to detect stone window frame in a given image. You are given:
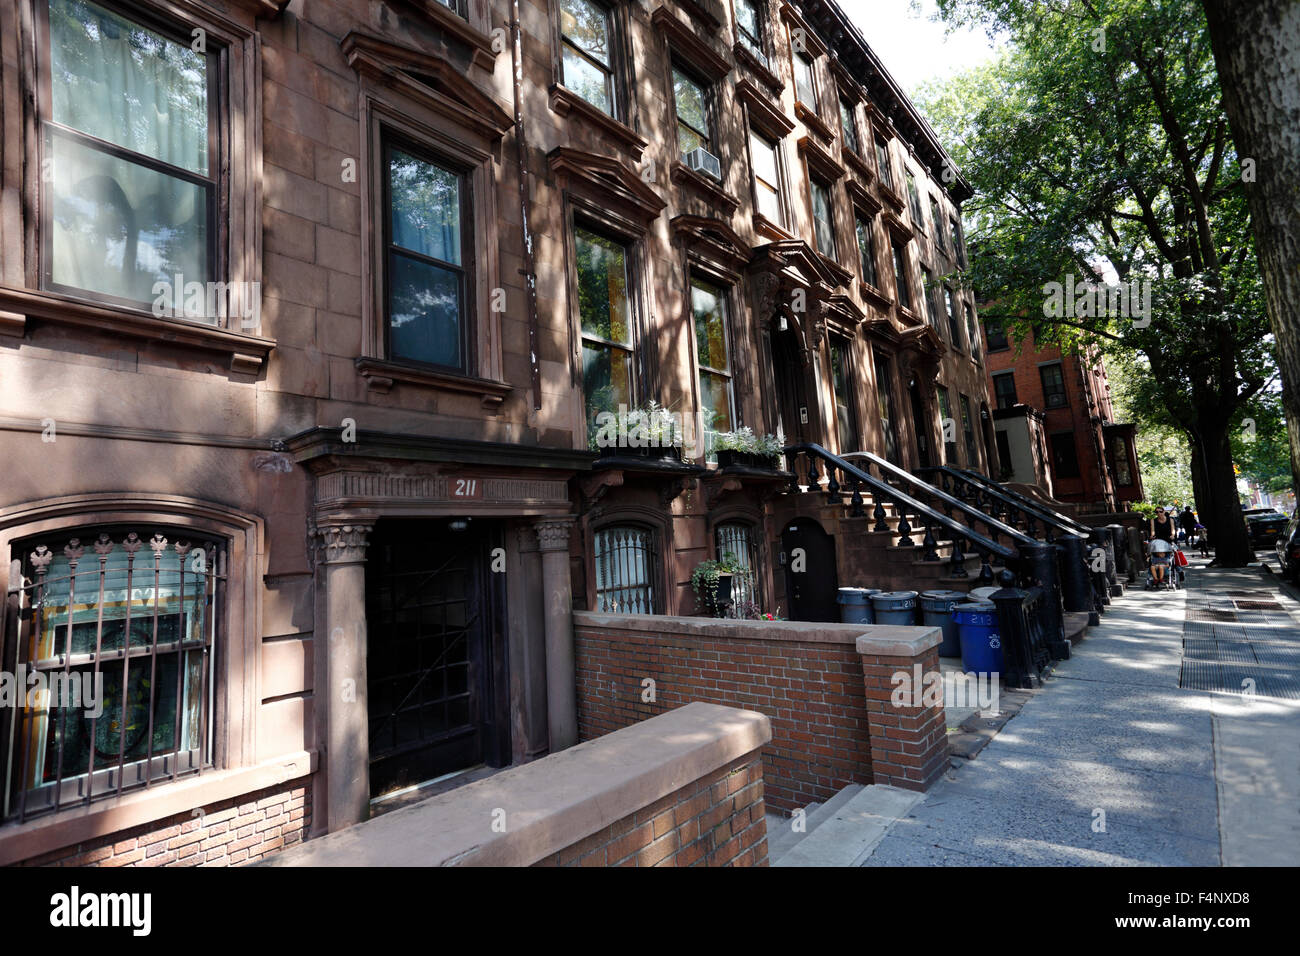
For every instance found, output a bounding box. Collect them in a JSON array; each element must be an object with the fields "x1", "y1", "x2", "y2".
[
  {"x1": 561, "y1": 191, "x2": 658, "y2": 426},
  {"x1": 585, "y1": 507, "x2": 672, "y2": 615},
  {"x1": 546, "y1": 0, "x2": 645, "y2": 159},
  {"x1": 0, "y1": 493, "x2": 288, "y2": 866},
  {"x1": 0, "y1": 0, "x2": 273, "y2": 374},
  {"x1": 746, "y1": 126, "x2": 793, "y2": 236},
  {"x1": 709, "y1": 507, "x2": 768, "y2": 611},
  {"x1": 347, "y1": 33, "x2": 511, "y2": 406}
]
